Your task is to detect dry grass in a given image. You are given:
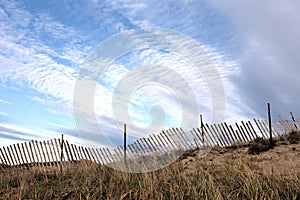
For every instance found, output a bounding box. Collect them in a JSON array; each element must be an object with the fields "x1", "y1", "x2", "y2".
[{"x1": 0, "y1": 130, "x2": 300, "y2": 199}]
